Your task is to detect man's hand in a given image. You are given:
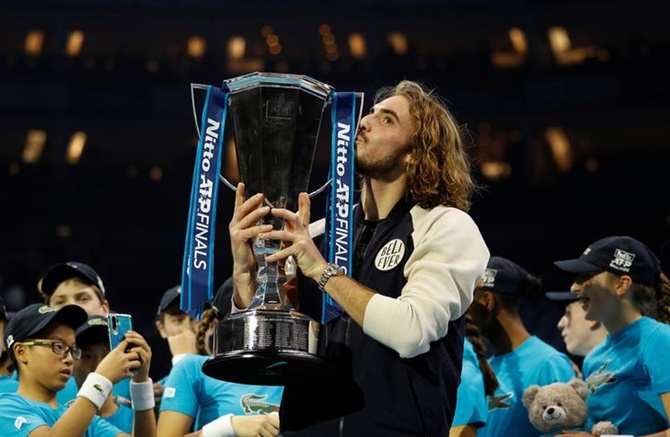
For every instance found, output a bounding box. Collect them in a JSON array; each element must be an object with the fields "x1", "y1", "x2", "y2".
[
  {"x1": 262, "y1": 192, "x2": 327, "y2": 283},
  {"x1": 229, "y1": 182, "x2": 273, "y2": 308}
]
